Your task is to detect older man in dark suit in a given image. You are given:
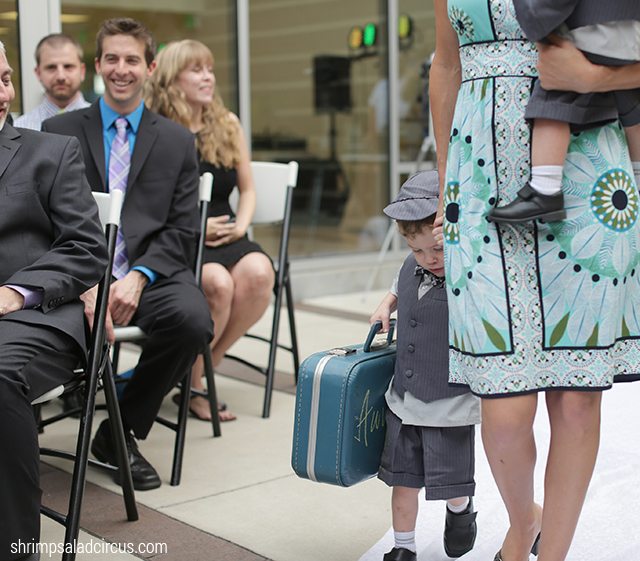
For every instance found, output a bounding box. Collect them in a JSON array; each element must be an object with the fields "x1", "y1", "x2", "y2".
[
  {"x1": 0, "y1": 42, "x2": 108, "y2": 561},
  {"x1": 43, "y1": 18, "x2": 213, "y2": 491}
]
